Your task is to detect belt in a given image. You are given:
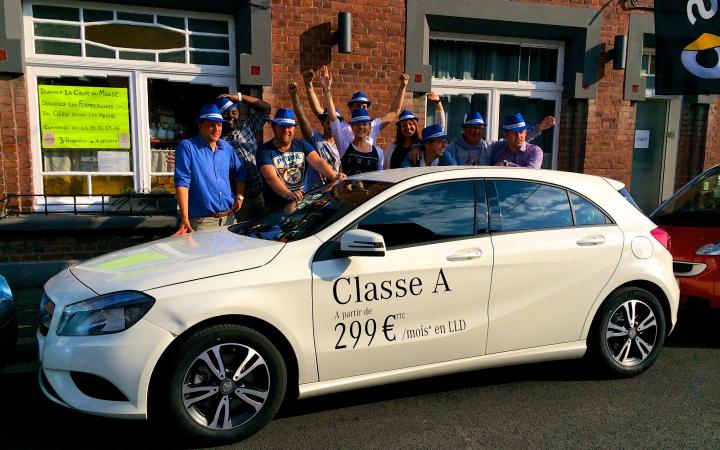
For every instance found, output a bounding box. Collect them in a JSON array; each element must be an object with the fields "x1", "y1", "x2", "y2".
[{"x1": 206, "y1": 209, "x2": 232, "y2": 218}]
